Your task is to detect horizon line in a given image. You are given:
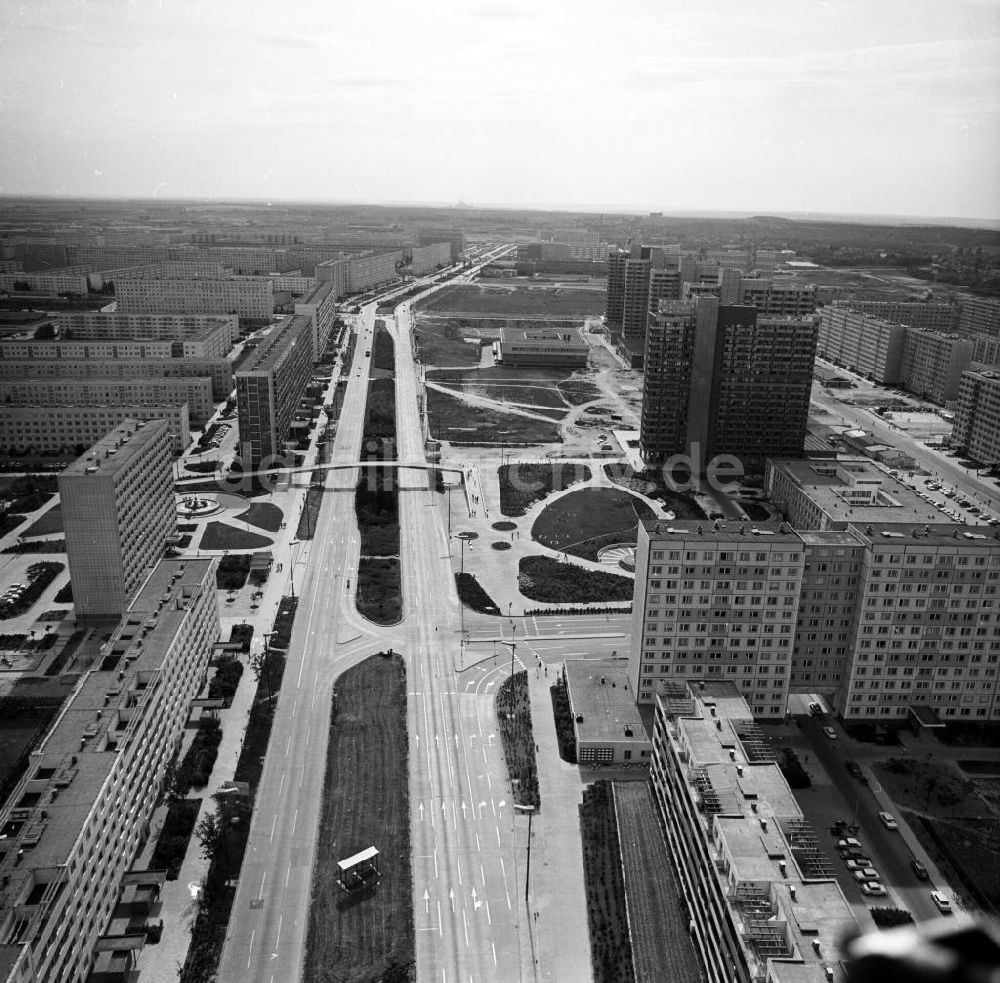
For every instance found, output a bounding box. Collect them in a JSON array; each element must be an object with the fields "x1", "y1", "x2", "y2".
[{"x1": 1, "y1": 192, "x2": 998, "y2": 231}]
